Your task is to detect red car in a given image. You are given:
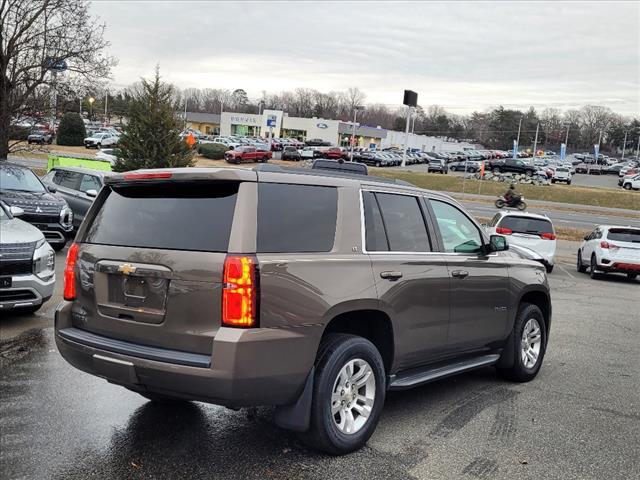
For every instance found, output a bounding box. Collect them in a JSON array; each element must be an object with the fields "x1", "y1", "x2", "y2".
[
  {"x1": 224, "y1": 146, "x2": 272, "y2": 164},
  {"x1": 324, "y1": 147, "x2": 345, "y2": 159}
]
